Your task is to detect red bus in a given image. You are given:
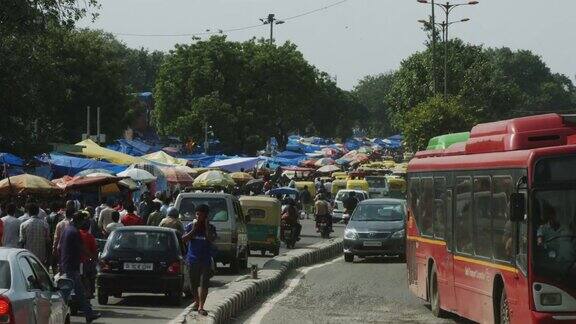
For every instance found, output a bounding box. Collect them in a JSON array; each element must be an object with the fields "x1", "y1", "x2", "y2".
[{"x1": 406, "y1": 113, "x2": 576, "y2": 323}]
